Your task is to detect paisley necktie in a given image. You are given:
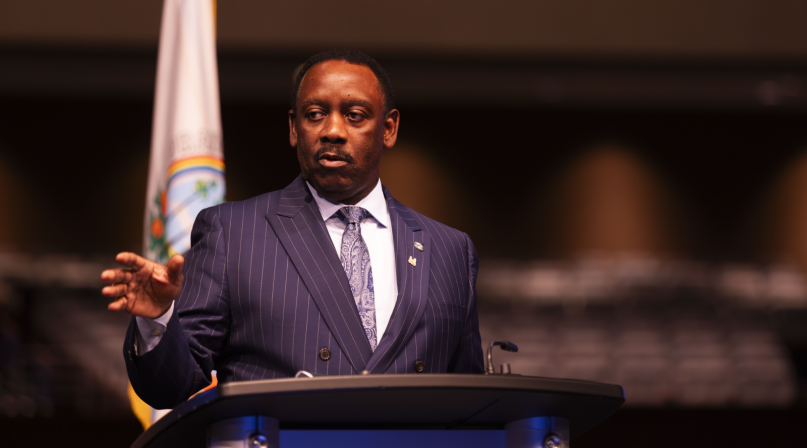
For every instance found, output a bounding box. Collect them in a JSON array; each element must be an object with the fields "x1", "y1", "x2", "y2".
[{"x1": 337, "y1": 206, "x2": 377, "y2": 351}]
